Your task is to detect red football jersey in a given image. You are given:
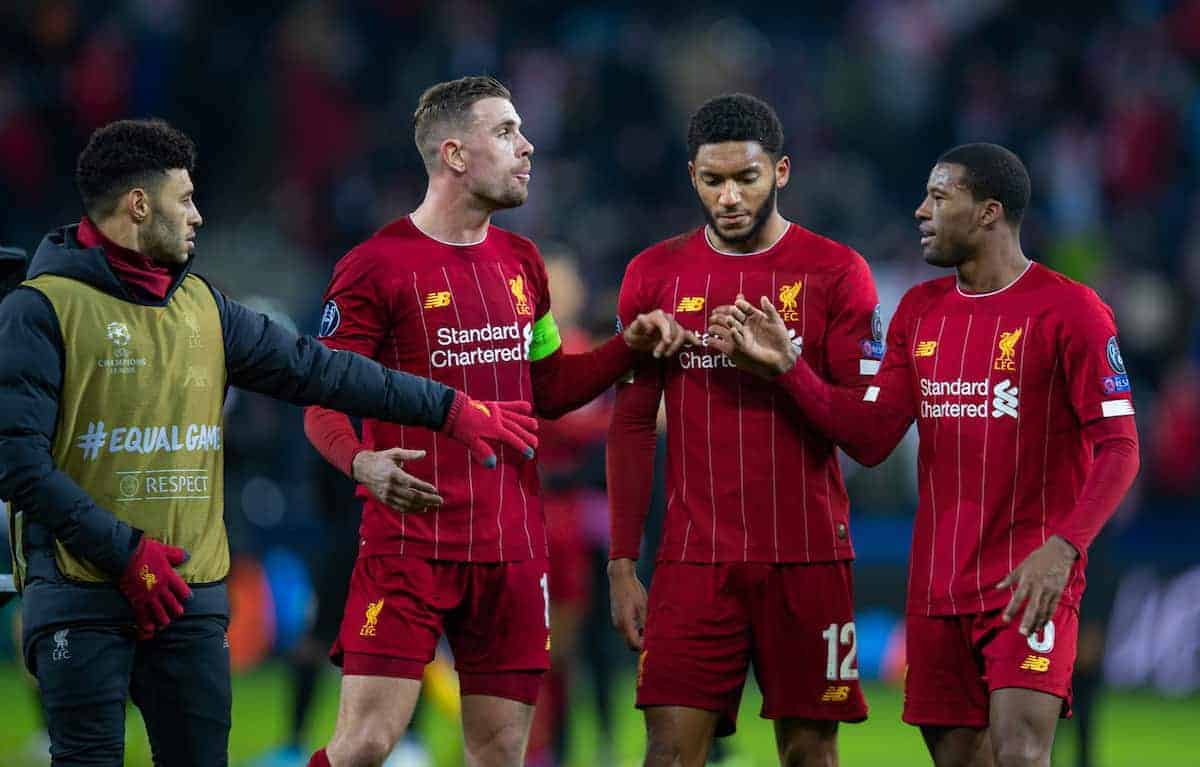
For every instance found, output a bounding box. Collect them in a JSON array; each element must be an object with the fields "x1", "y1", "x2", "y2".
[
  {"x1": 317, "y1": 217, "x2": 549, "y2": 562},
  {"x1": 615, "y1": 224, "x2": 881, "y2": 563},
  {"x1": 864, "y1": 263, "x2": 1135, "y2": 615}
]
